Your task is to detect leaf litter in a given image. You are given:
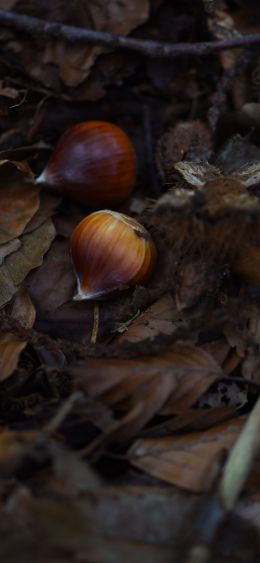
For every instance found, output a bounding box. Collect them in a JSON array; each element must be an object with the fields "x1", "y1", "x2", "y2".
[{"x1": 0, "y1": 1, "x2": 259, "y2": 562}]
